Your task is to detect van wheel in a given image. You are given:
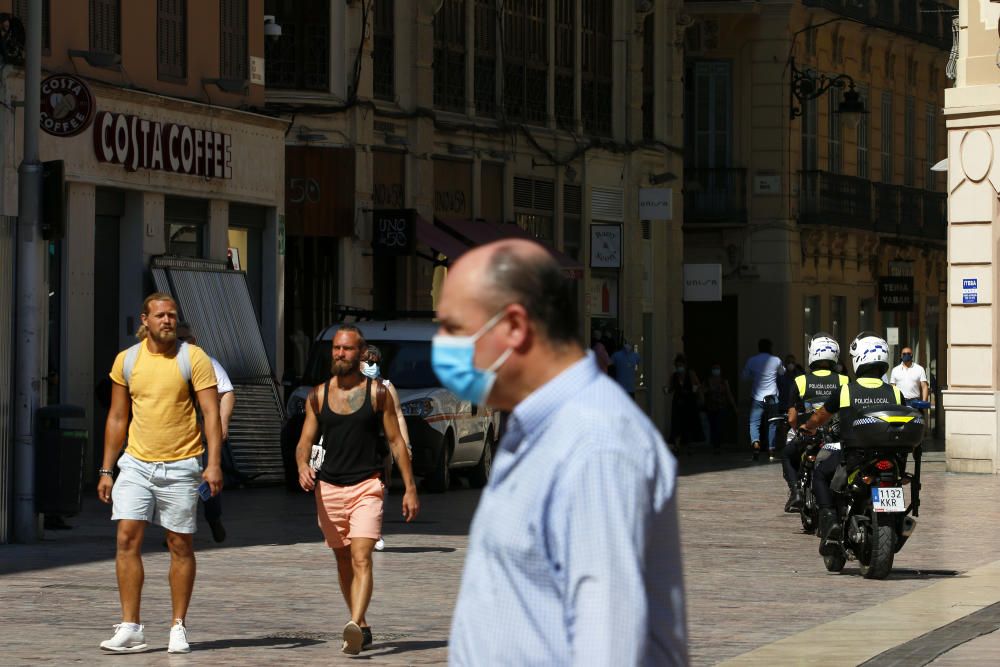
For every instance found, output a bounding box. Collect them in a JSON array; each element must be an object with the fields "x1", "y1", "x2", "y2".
[
  {"x1": 469, "y1": 430, "x2": 495, "y2": 489},
  {"x1": 424, "y1": 434, "x2": 452, "y2": 493}
]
